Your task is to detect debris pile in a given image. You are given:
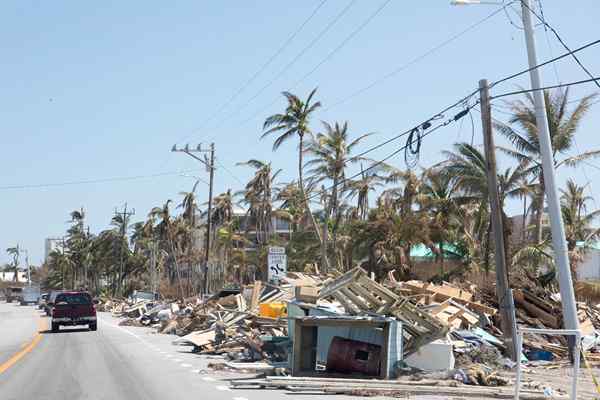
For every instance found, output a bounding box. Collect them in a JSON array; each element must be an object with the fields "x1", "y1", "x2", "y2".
[{"x1": 102, "y1": 266, "x2": 600, "y2": 397}]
